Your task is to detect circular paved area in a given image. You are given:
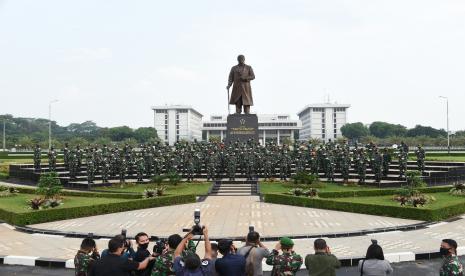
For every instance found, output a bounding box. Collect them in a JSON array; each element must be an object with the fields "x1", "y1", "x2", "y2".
[{"x1": 30, "y1": 196, "x2": 420, "y2": 238}]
